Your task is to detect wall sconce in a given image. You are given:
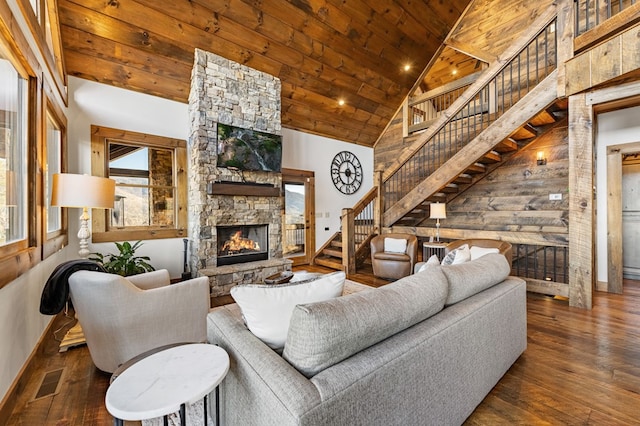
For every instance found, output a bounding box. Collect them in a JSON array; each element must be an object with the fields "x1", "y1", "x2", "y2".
[{"x1": 536, "y1": 151, "x2": 547, "y2": 166}]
